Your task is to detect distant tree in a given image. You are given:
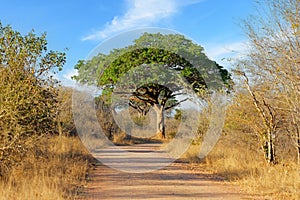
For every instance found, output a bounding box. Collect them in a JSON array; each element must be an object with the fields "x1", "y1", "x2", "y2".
[
  {"x1": 73, "y1": 33, "x2": 231, "y2": 139},
  {"x1": 0, "y1": 22, "x2": 65, "y2": 172}
]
